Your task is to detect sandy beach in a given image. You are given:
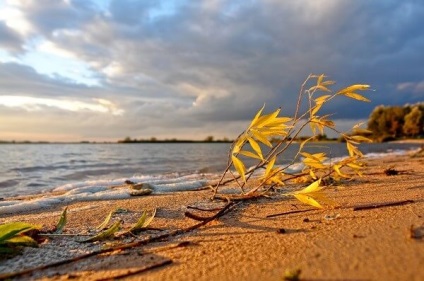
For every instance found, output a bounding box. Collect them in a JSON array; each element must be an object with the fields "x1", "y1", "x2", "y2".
[{"x1": 0, "y1": 152, "x2": 423, "y2": 281}]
